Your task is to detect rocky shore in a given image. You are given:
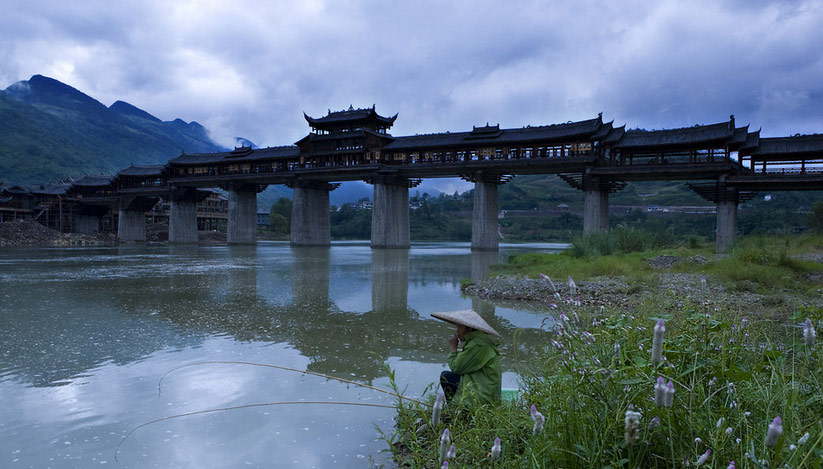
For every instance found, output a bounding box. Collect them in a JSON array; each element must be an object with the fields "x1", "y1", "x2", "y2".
[
  {"x1": 0, "y1": 220, "x2": 227, "y2": 246},
  {"x1": 462, "y1": 255, "x2": 823, "y2": 316},
  {"x1": 0, "y1": 219, "x2": 115, "y2": 246}
]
